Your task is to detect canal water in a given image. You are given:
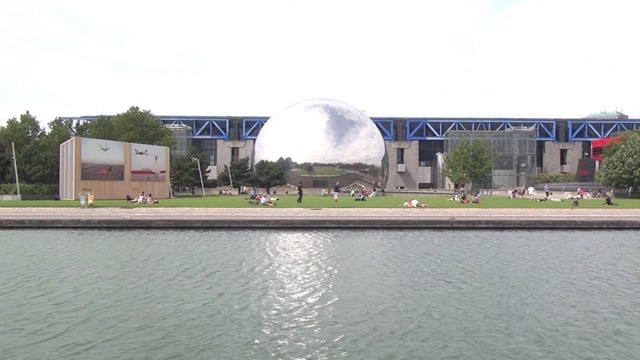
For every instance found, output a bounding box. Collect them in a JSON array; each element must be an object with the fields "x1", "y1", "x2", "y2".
[{"x1": 1, "y1": 229, "x2": 638, "y2": 359}]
